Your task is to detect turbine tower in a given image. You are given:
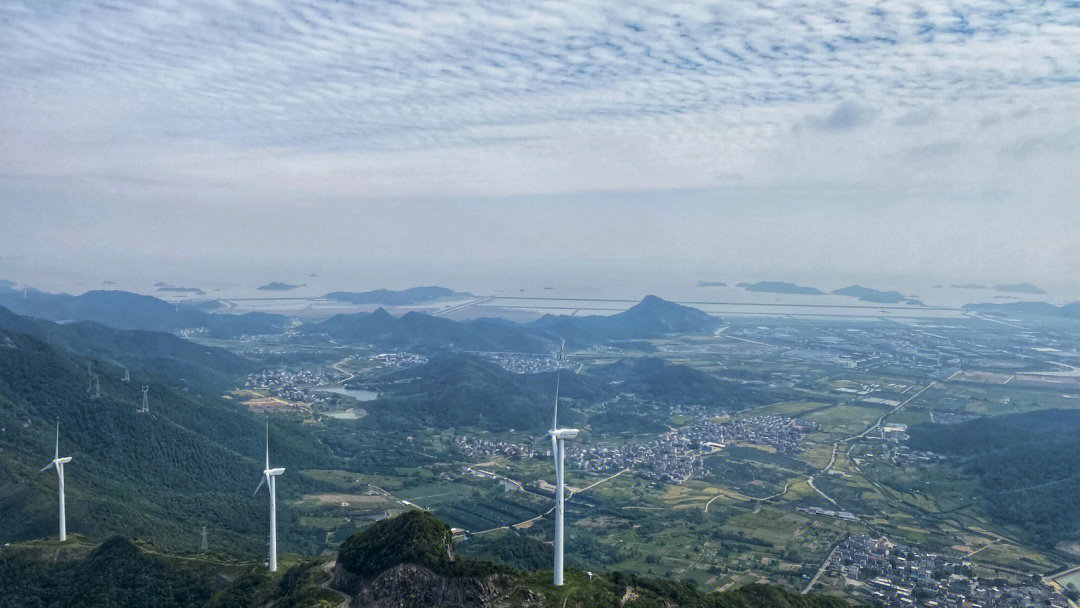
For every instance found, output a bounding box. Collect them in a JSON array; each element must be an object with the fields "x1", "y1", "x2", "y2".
[
  {"x1": 548, "y1": 340, "x2": 578, "y2": 586},
  {"x1": 39, "y1": 420, "x2": 73, "y2": 542},
  {"x1": 254, "y1": 420, "x2": 285, "y2": 572}
]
